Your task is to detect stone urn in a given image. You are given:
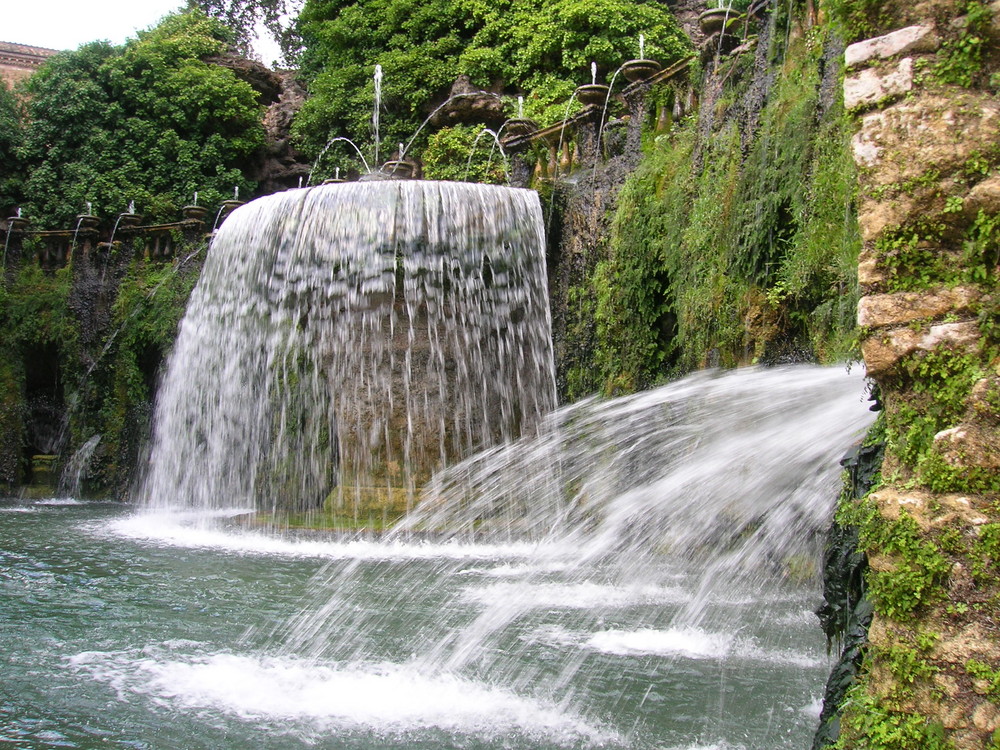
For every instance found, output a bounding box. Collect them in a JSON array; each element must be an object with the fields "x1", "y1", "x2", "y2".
[
  {"x1": 117, "y1": 212, "x2": 143, "y2": 228},
  {"x1": 575, "y1": 84, "x2": 610, "y2": 106},
  {"x1": 381, "y1": 160, "x2": 415, "y2": 179},
  {"x1": 502, "y1": 118, "x2": 538, "y2": 138},
  {"x1": 75, "y1": 214, "x2": 100, "y2": 230},
  {"x1": 182, "y1": 205, "x2": 209, "y2": 222},
  {"x1": 699, "y1": 7, "x2": 744, "y2": 36},
  {"x1": 6, "y1": 216, "x2": 29, "y2": 233},
  {"x1": 219, "y1": 200, "x2": 245, "y2": 213},
  {"x1": 621, "y1": 59, "x2": 662, "y2": 83}
]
